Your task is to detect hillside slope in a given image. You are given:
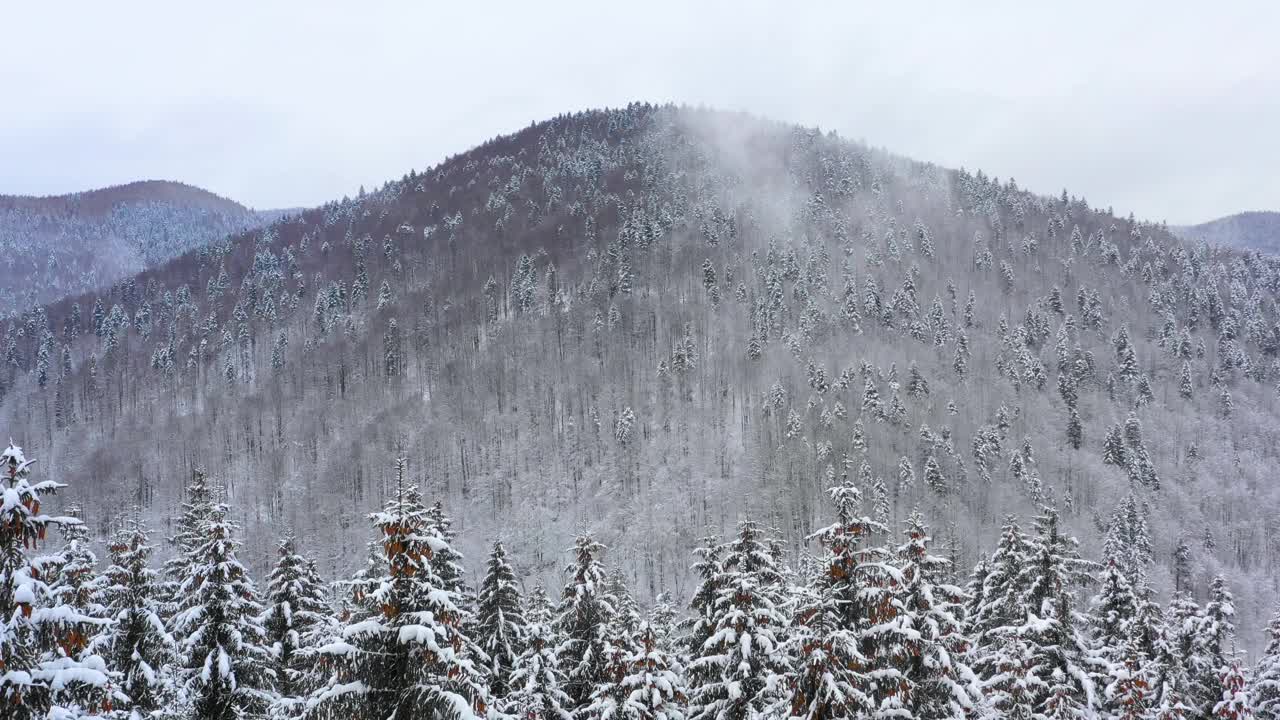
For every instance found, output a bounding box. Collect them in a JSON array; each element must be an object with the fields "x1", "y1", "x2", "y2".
[
  {"x1": 1176, "y1": 210, "x2": 1280, "y2": 254},
  {"x1": 0, "y1": 180, "x2": 281, "y2": 311},
  {"x1": 2, "y1": 105, "x2": 1277, "y2": 648}
]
